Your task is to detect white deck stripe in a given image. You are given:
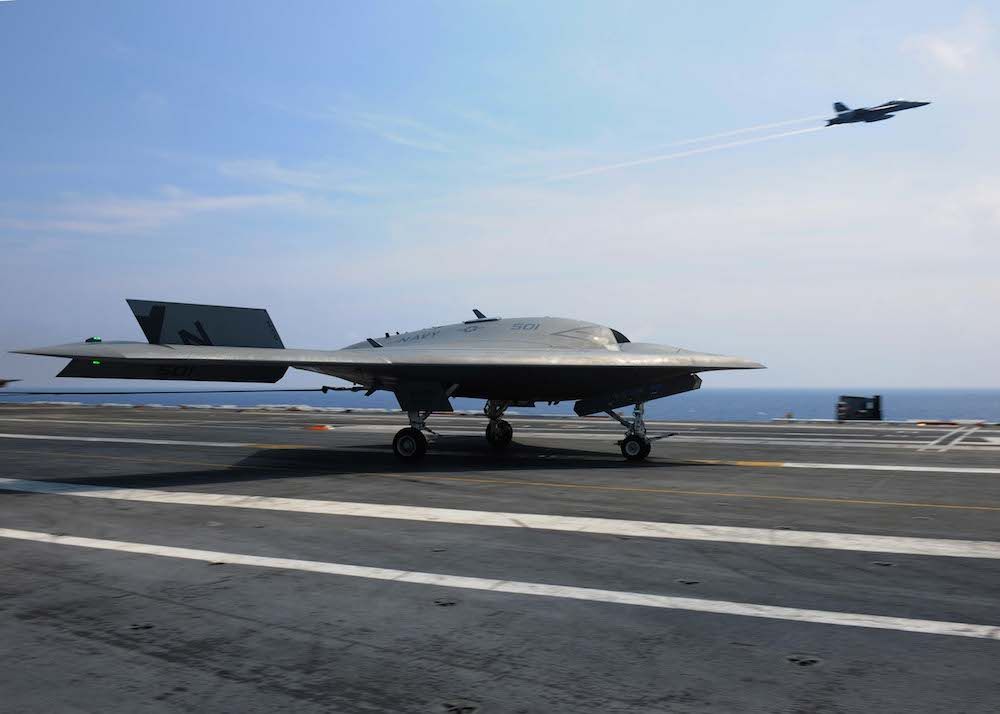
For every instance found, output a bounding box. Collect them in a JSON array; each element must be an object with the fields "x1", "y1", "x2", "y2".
[
  {"x1": 0, "y1": 417, "x2": 282, "y2": 429},
  {"x1": 942, "y1": 426, "x2": 981, "y2": 453},
  {"x1": 2, "y1": 478, "x2": 998, "y2": 559},
  {"x1": 2, "y1": 527, "x2": 997, "y2": 640},
  {"x1": 0, "y1": 433, "x2": 251, "y2": 448},
  {"x1": 919, "y1": 425, "x2": 968, "y2": 451},
  {"x1": 333, "y1": 426, "x2": 995, "y2": 451},
  {"x1": 2, "y1": 429, "x2": 998, "y2": 470},
  {"x1": 779, "y1": 461, "x2": 1000, "y2": 475}
]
